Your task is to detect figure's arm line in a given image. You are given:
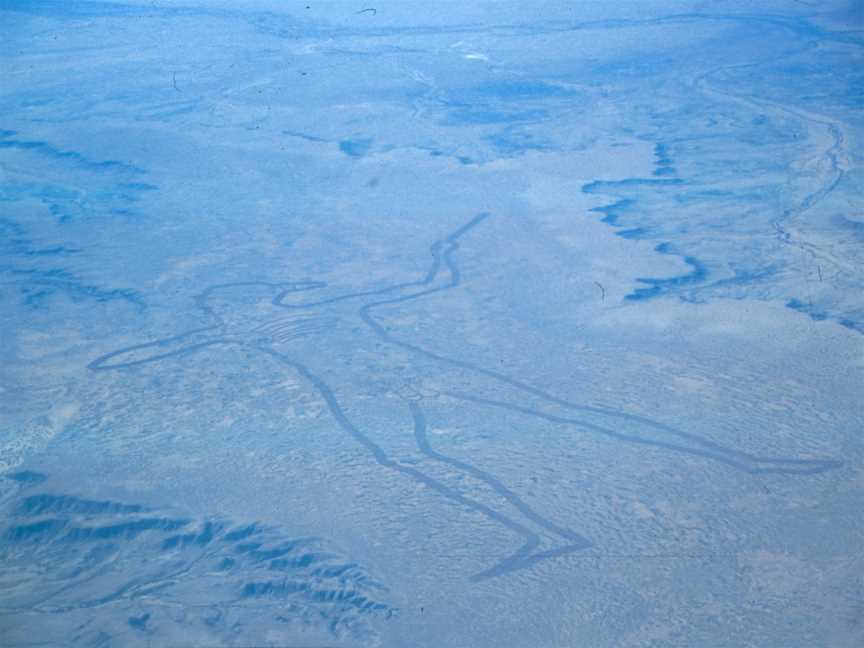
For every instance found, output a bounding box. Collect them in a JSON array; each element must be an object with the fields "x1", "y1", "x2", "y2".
[
  {"x1": 273, "y1": 242, "x2": 445, "y2": 309},
  {"x1": 87, "y1": 326, "x2": 227, "y2": 371},
  {"x1": 273, "y1": 213, "x2": 490, "y2": 309}
]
